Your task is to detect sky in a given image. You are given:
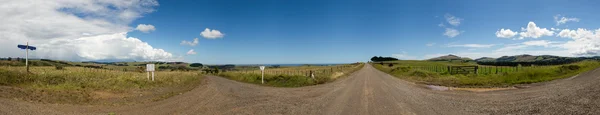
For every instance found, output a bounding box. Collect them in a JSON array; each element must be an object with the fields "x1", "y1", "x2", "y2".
[{"x1": 1, "y1": 0, "x2": 600, "y2": 64}]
